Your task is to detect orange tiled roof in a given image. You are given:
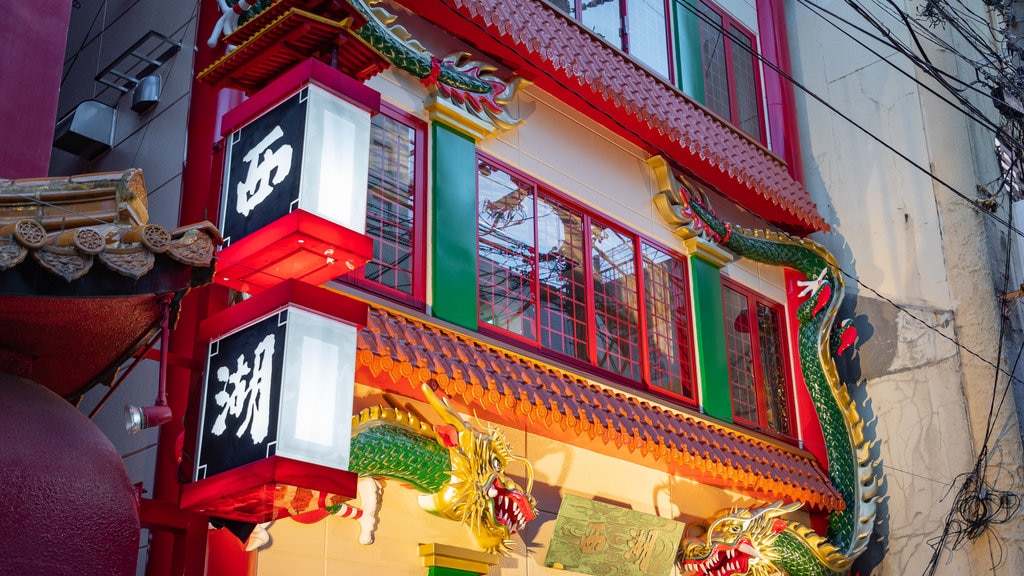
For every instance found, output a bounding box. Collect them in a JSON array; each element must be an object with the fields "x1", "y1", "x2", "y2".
[
  {"x1": 355, "y1": 306, "x2": 843, "y2": 511},
  {"x1": 399, "y1": 0, "x2": 827, "y2": 233}
]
